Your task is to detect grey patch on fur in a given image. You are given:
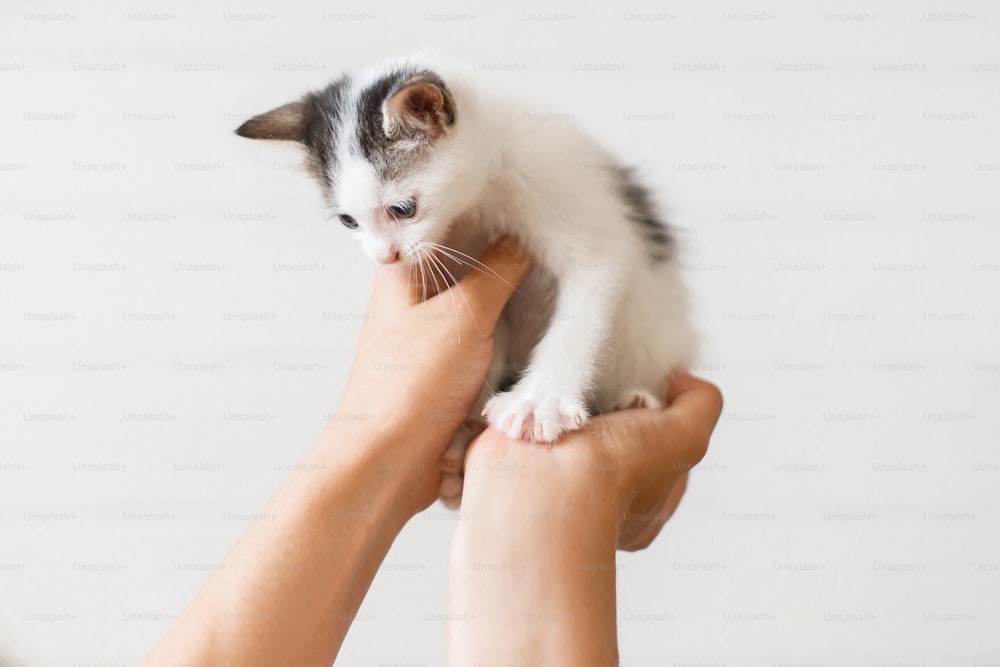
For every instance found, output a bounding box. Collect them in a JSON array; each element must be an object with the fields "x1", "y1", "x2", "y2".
[
  {"x1": 355, "y1": 67, "x2": 414, "y2": 169},
  {"x1": 240, "y1": 67, "x2": 456, "y2": 196},
  {"x1": 611, "y1": 165, "x2": 674, "y2": 263},
  {"x1": 354, "y1": 67, "x2": 456, "y2": 179},
  {"x1": 301, "y1": 76, "x2": 350, "y2": 189},
  {"x1": 497, "y1": 375, "x2": 518, "y2": 393}
]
